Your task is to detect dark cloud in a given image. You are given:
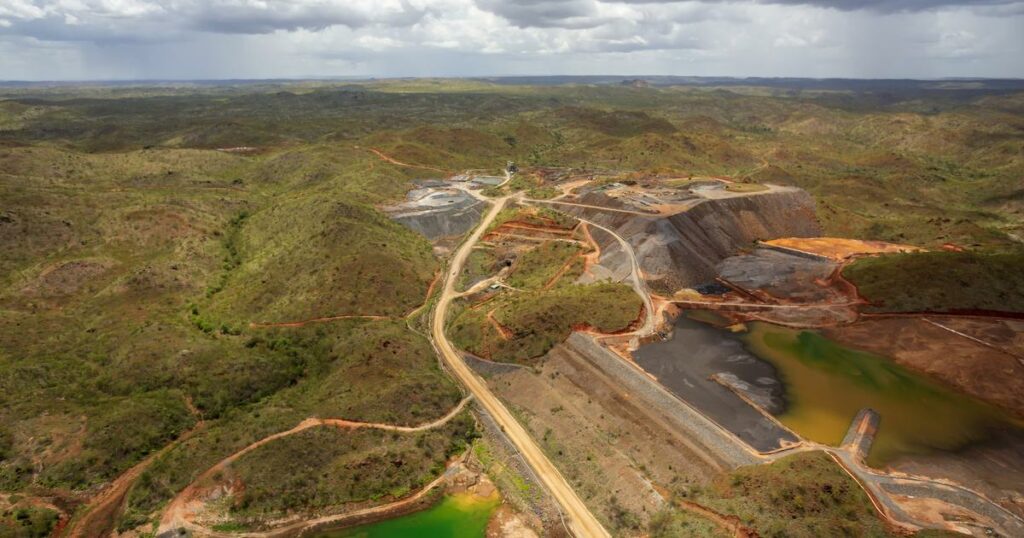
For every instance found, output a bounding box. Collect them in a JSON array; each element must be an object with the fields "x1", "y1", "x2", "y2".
[
  {"x1": 0, "y1": 1, "x2": 430, "y2": 43},
  {"x1": 1, "y1": 0, "x2": 1022, "y2": 80},
  {"x1": 610, "y1": 0, "x2": 1024, "y2": 13},
  {"x1": 754, "y1": 0, "x2": 1021, "y2": 12},
  {"x1": 473, "y1": 0, "x2": 1023, "y2": 31},
  {"x1": 187, "y1": 1, "x2": 428, "y2": 34},
  {"x1": 474, "y1": 0, "x2": 610, "y2": 28}
]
